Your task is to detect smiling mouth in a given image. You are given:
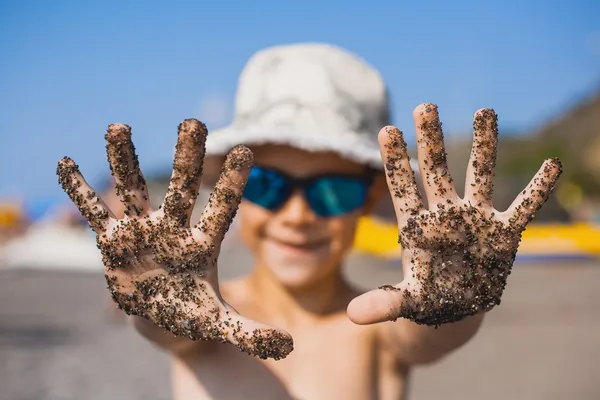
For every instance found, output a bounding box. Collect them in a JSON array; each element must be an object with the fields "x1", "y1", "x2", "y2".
[{"x1": 271, "y1": 238, "x2": 329, "y2": 251}]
